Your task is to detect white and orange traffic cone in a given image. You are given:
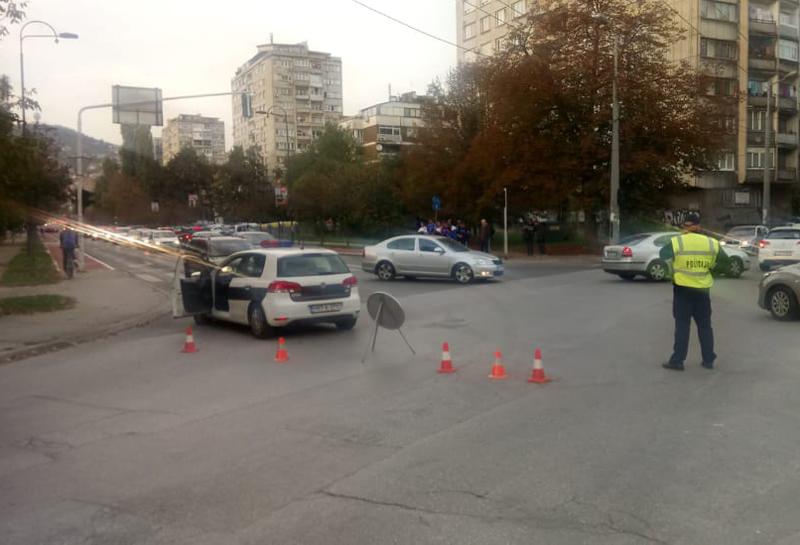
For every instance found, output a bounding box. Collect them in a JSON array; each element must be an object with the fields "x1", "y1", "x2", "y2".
[
  {"x1": 181, "y1": 326, "x2": 198, "y2": 353},
  {"x1": 437, "y1": 342, "x2": 456, "y2": 374},
  {"x1": 488, "y1": 350, "x2": 509, "y2": 380},
  {"x1": 527, "y1": 347, "x2": 551, "y2": 384},
  {"x1": 275, "y1": 337, "x2": 289, "y2": 363}
]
